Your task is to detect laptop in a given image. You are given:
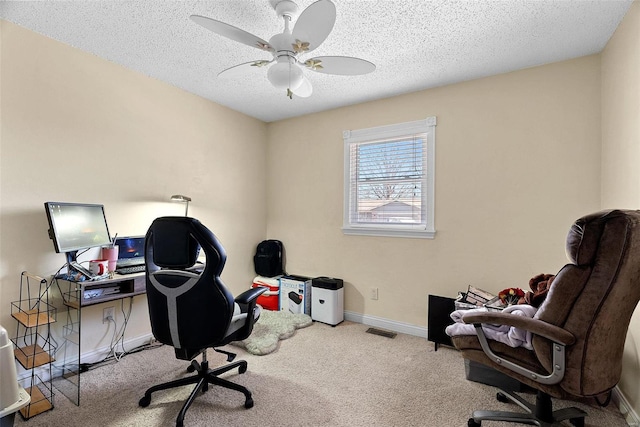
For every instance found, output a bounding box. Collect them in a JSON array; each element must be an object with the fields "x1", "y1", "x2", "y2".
[{"x1": 114, "y1": 236, "x2": 146, "y2": 274}]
